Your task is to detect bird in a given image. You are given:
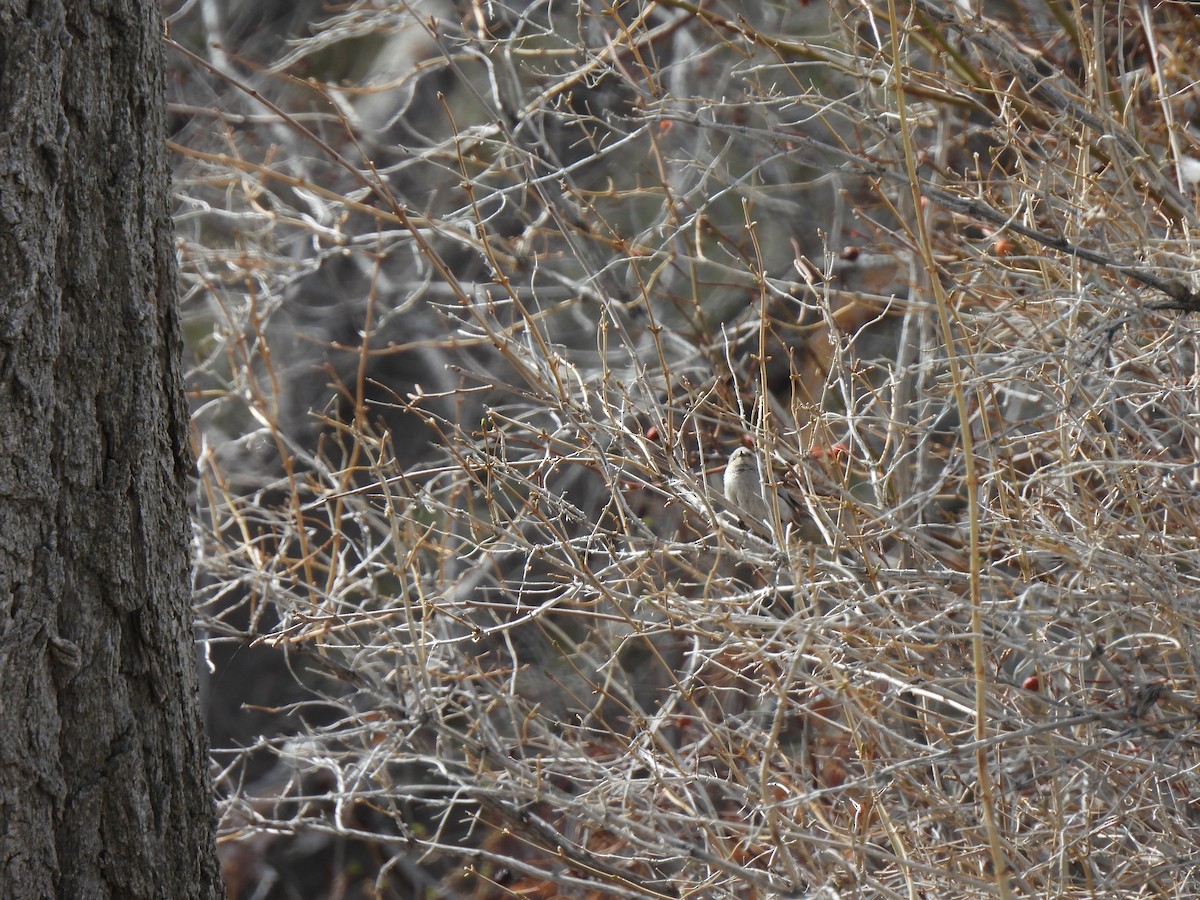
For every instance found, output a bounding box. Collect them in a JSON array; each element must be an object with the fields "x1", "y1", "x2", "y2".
[{"x1": 724, "y1": 447, "x2": 773, "y2": 532}]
